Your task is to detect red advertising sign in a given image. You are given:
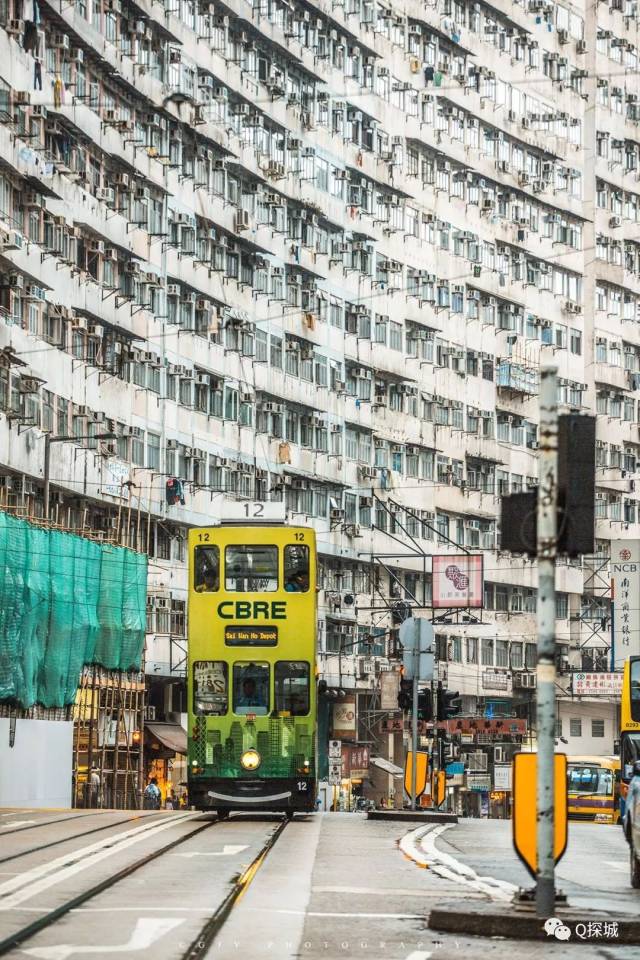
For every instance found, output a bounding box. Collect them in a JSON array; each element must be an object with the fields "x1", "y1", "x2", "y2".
[{"x1": 432, "y1": 555, "x2": 484, "y2": 608}]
